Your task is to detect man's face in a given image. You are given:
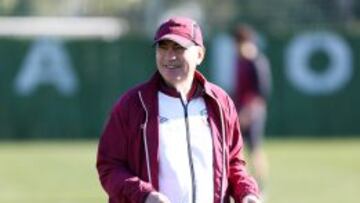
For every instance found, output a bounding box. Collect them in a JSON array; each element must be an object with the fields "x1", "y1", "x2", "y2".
[{"x1": 156, "y1": 40, "x2": 204, "y2": 88}]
